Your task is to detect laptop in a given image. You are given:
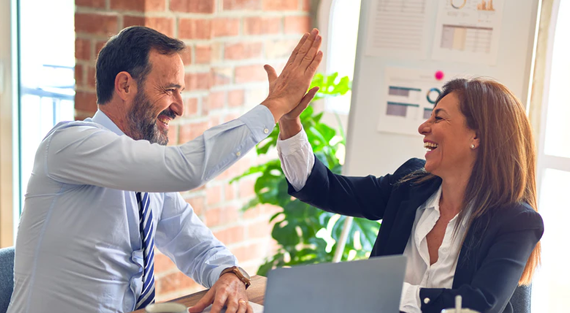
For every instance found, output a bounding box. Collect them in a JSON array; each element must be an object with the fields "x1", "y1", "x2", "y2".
[{"x1": 263, "y1": 255, "x2": 407, "y2": 313}]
